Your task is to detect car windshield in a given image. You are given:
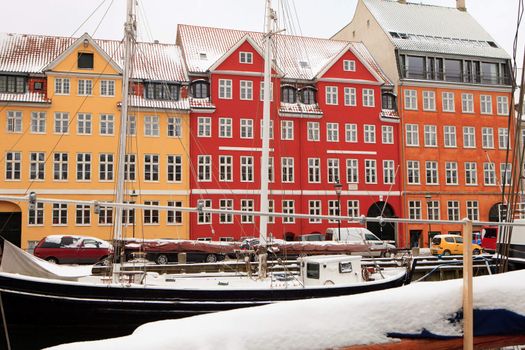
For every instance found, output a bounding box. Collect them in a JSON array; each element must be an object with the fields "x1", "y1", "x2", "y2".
[
  {"x1": 431, "y1": 237, "x2": 441, "y2": 245},
  {"x1": 364, "y1": 233, "x2": 380, "y2": 241}
]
